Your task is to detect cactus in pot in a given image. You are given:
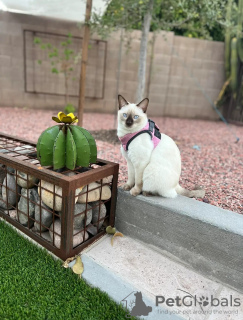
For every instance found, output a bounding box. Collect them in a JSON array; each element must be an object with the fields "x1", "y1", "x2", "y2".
[{"x1": 37, "y1": 112, "x2": 97, "y2": 170}]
